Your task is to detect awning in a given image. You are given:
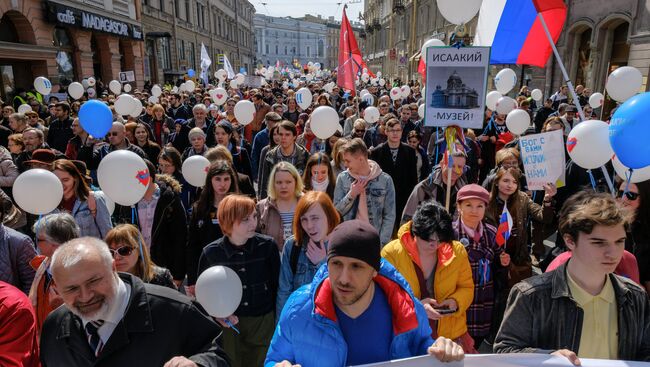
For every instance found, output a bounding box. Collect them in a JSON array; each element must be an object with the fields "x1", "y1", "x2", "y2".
[{"x1": 146, "y1": 32, "x2": 171, "y2": 38}]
